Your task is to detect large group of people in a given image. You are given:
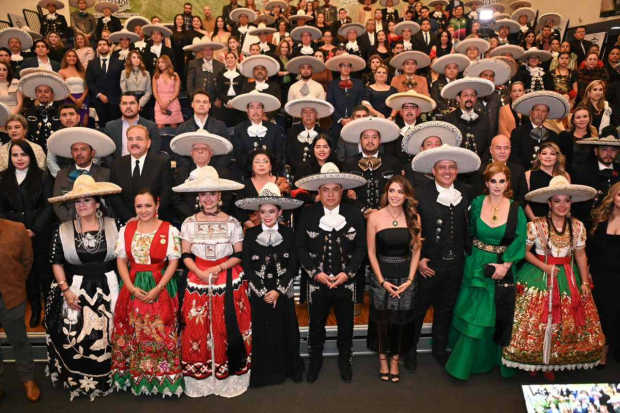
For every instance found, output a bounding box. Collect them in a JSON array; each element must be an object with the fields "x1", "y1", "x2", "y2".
[{"x1": 1, "y1": 0, "x2": 620, "y2": 405}]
